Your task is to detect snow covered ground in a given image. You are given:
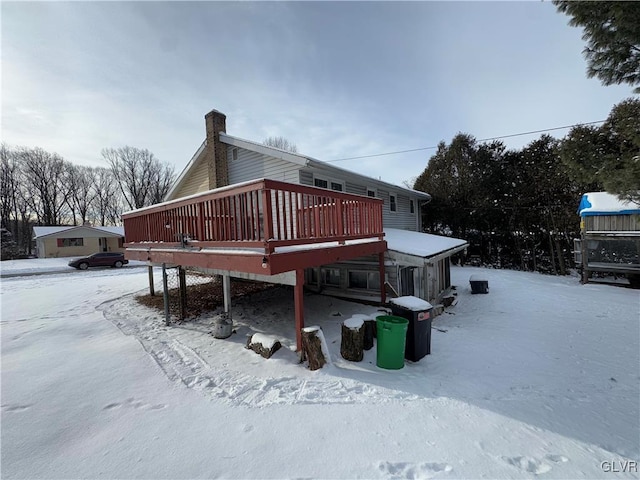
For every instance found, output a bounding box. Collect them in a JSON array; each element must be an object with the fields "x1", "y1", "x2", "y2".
[{"x1": 1, "y1": 265, "x2": 638, "y2": 479}]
